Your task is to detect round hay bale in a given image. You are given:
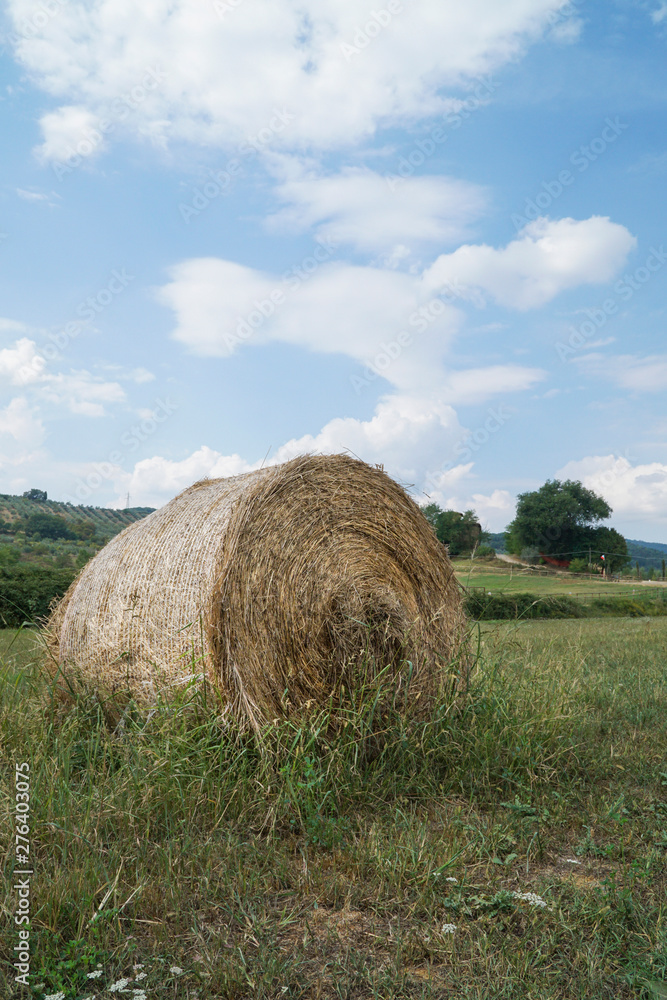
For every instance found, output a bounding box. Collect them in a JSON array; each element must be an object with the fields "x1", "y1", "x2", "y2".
[{"x1": 48, "y1": 454, "x2": 467, "y2": 727}]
